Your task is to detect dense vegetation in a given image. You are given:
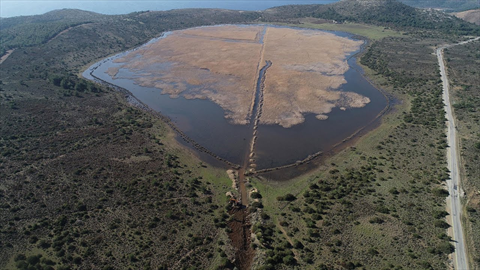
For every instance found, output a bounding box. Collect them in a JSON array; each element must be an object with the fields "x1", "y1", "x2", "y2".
[
  {"x1": 0, "y1": 8, "x2": 261, "y2": 57},
  {"x1": 444, "y1": 41, "x2": 480, "y2": 267},
  {"x1": 0, "y1": 8, "x2": 261, "y2": 270},
  {"x1": 399, "y1": 0, "x2": 480, "y2": 12},
  {"x1": 248, "y1": 35, "x2": 459, "y2": 269},
  {"x1": 1, "y1": 0, "x2": 478, "y2": 269},
  {"x1": 263, "y1": 0, "x2": 480, "y2": 36}
]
